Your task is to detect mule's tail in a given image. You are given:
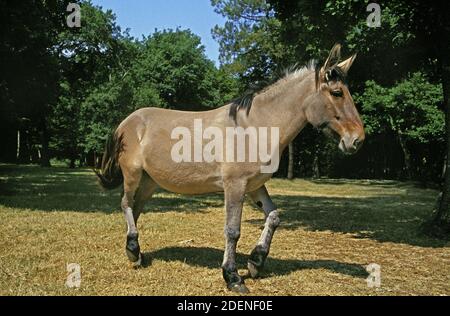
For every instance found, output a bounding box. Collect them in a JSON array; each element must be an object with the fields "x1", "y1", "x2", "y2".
[{"x1": 94, "y1": 131, "x2": 124, "y2": 190}]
